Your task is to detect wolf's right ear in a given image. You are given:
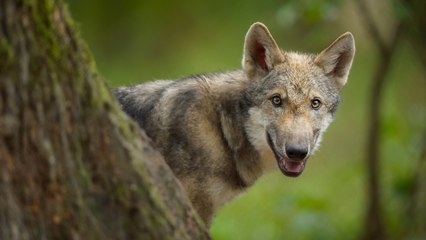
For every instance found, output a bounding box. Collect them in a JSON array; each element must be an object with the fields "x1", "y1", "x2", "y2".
[
  {"x1": 315, "y1": 32, "x2": 355, "y2": 90},
  {"x1": 242, "y1": 22, "x2": 285, "y2": 79}
]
